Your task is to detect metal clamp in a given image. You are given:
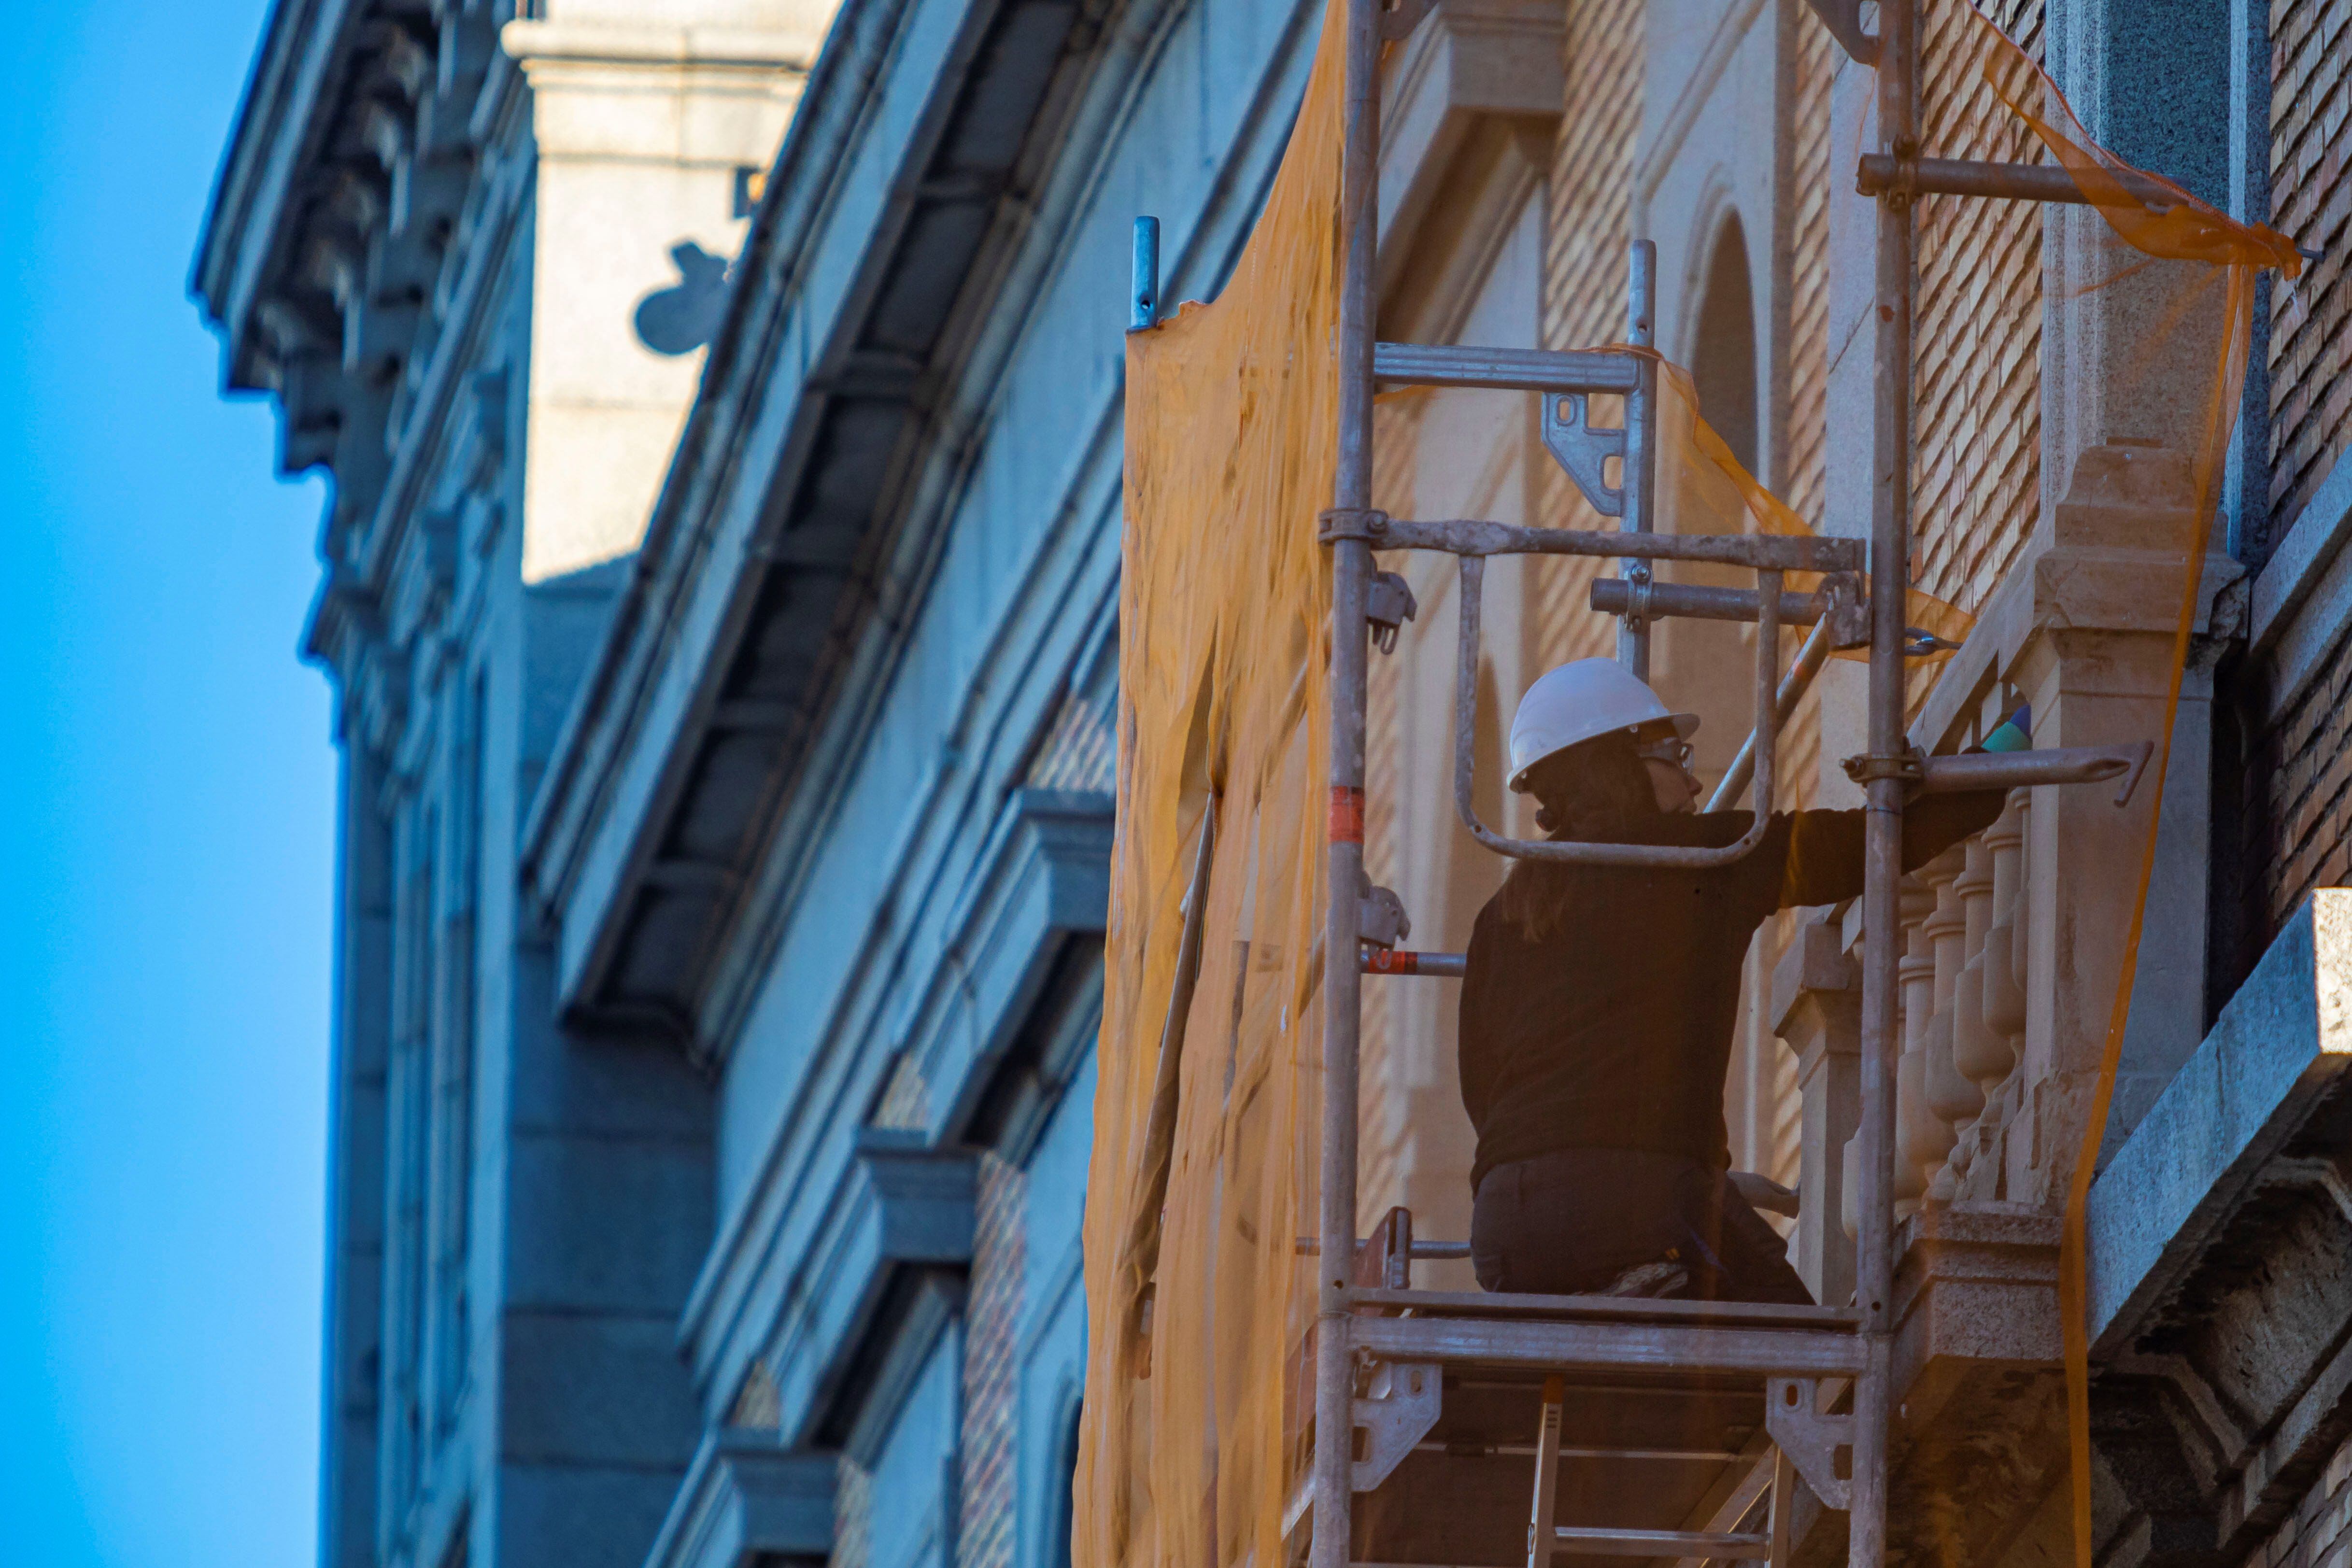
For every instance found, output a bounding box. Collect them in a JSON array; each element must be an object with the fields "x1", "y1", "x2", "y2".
[
  {"x1": 1765, "y1": 1378, "x2": 1854, "y2": 1511},
  {"x1": 1619, "y1": 565, "x2": 1654, "y2": 630},
  {"x1": 1318, "y1": 507, "x2": 1387, "y2": 544},
  {"x1": 1368, "y1": 570, "x2": 1418, "y2": 654},
  {"x1": 1359, "y1": 882, "x2": 1410, "y2": 949},
  {"x1": 1541, "y1": 393, "x2": 1627, "y2": 518},
  {"x1": 1841, "y1": 748, "x2": 1925, "y2": 787},
  {"x1": 1823, "y1": 572, "x2": 1871, "y2": 650}
]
